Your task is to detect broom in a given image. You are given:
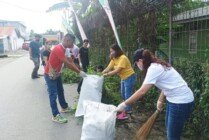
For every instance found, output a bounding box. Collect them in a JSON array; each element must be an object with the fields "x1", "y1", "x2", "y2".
[{"x1": 135, "y1": 110, "x2": 160, "y2": 140}]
